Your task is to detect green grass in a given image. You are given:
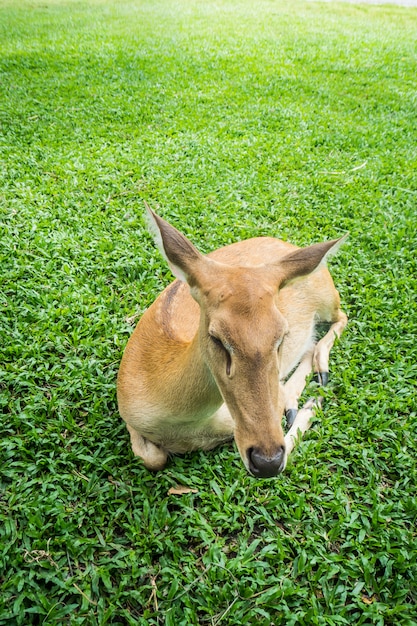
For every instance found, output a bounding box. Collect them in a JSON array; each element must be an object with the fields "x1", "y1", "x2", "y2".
[{"x1": 1, "y1": 0, "x2": 416, "y2": 623}]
